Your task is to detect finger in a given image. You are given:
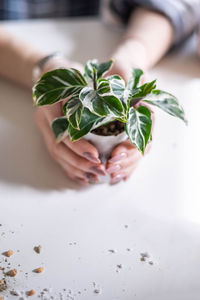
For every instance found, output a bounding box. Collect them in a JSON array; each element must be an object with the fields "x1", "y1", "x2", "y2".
[
  {"x1": 63, "y1": 136, "x2": 101, "y2": 164},
  {"x1": 110, "y1": 164, "x2": 138, "y2": 184},
  {"x1": 55, "y1": 157, "x2": 100, "y2": 185},
  {"x1": 107, "y1": 154, "x2": 141, "y2": 175},
  {"x1": 108, "y1": 139, "x2": 139, "y2": 163},
  {"x1": 51, "y1": 142, "x2": 106, "y2": 176},
  {"x1": 58, "y1": 157, "x2": 100, "y2": 184},
  {"x1": 36, "y1": 117, "x2": 100, "y2": 183}
]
